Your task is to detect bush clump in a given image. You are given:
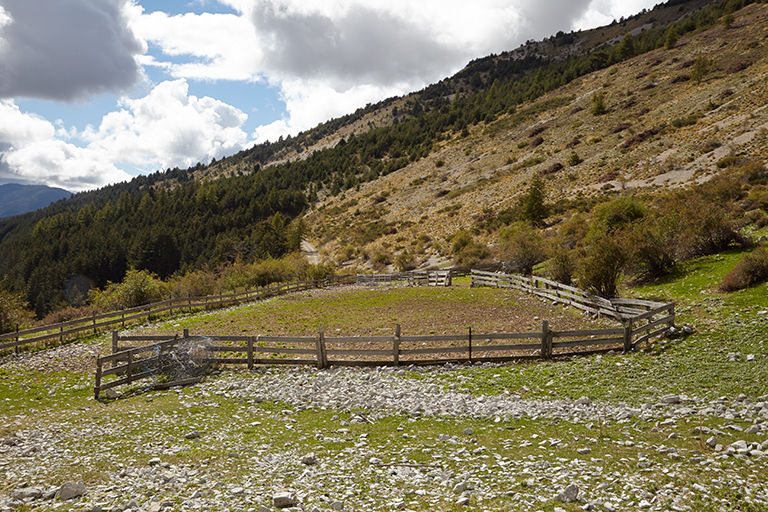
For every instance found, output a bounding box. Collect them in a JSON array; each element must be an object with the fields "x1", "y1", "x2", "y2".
[{"x1": 719, "y1": 247, "x2": 768, "y2": 292}]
